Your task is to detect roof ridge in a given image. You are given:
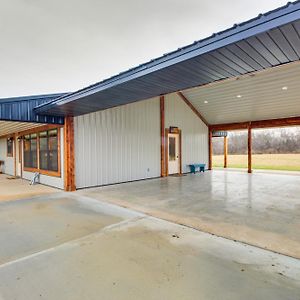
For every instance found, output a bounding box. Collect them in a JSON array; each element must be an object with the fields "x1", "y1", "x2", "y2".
[{"x1": 0, "y1": 93, "x2": 66, "y2": 102}]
